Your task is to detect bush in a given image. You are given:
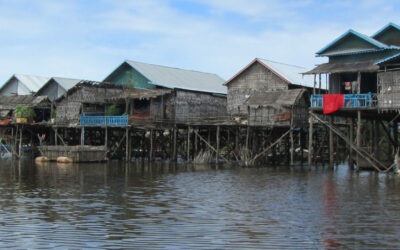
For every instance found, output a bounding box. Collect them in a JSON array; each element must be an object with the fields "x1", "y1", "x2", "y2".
[
  {"x1": 14, "y1": 105, "x2": 36, "y2": 118},
  {"x1": 105, "y1": 104, "x2": 120, "y2": 116}
]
